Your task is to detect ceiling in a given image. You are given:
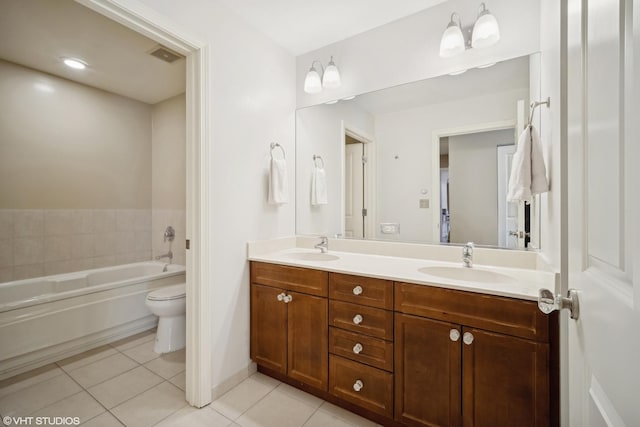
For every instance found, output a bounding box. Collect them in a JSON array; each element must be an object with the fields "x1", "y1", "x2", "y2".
[
  {"x1": 0, "y1": 0, "x2": 185, "y2": 105},
  {"x1": 218, "y1": 0, "x2": 447, "y2": 55}
]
